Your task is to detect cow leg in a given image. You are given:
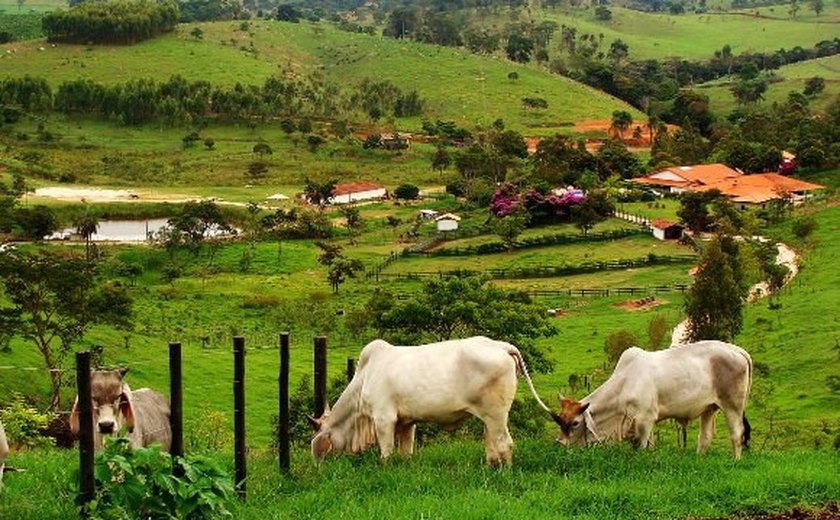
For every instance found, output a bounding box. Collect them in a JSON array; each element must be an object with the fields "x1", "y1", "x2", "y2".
[
  {"x1": 374, "y1": 415, "x2": 397, "y2": 459},
  {"x1": 395, "y1": 423, "x2": 416, "y2": 456},
  {"x1": 482, "y1": 416, "x2": 513, "y2": 466},
  {"x1": 697, "y1": 408, "x2": 717, "y2": 455},
  {"x1": 722, "y1": 407, "x2": 745, "y2": 460}
]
